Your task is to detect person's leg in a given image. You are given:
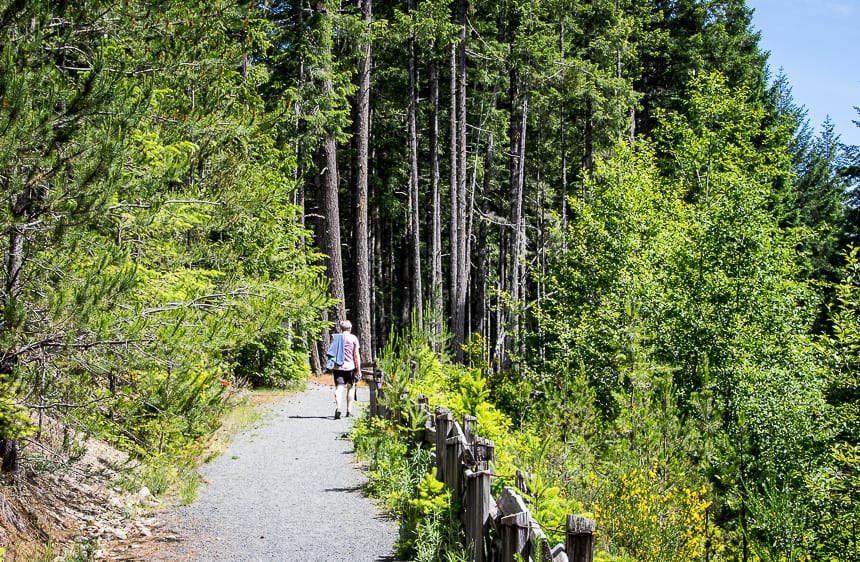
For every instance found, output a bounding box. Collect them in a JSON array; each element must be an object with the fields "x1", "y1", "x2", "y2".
[
  {"x1": 346, "y1": 382, "x2": 356, "y2": 416},
  {"x1": 334, "y1": 383, "x2": 345, "y2": 418}
]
